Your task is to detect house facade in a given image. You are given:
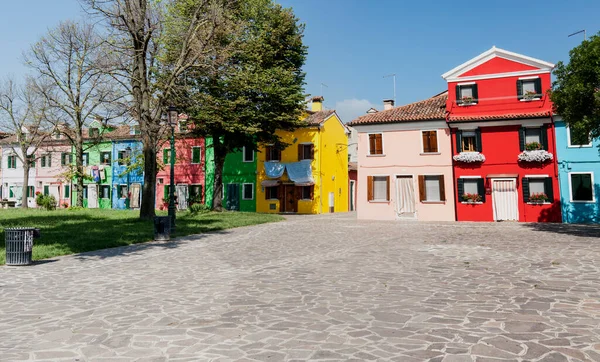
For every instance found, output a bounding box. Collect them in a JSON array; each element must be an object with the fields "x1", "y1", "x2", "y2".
[
  {"x1": 555, "y1": 118, "x2": 600, "y2": 223},
  {"x1": 222, "y1": 147, "x2": 257, "y2": 212},
  {"x1": 444, "y1": 47, "x2": 561, "y2": 222},
  {"x1": 35, "y1": 137, "x2": 73, "y2": 208},
  {"x1": 112, "y1": 139, "x2": 144, "y2": 210},
  {"x1": 349, "y1": 93, "x2": 456, "y2": 221},
  {"x1": 256, "y1": 97, "x2": 349, "y2": 214},
  {"x1": 0, "y1": 141, "x2": 37, "y2": 207}
]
